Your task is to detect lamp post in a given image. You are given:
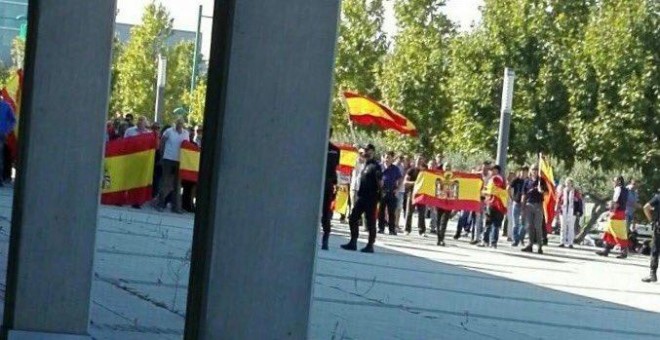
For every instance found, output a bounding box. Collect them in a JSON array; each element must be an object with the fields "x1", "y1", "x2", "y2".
[
  {"x1": 155, "y1": 54, "x2": 167, "y2": 123},
  {"x1": 190, "y1": 5, "x2": 213, "y2": 94},
  {"x1": 496, "y1": 68, "x2": 515, "y2": 173}
]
